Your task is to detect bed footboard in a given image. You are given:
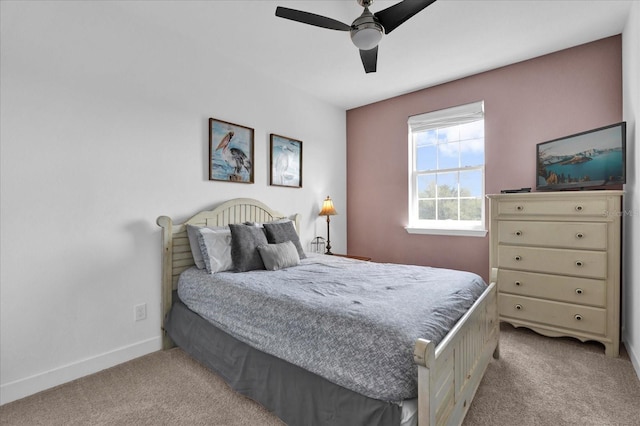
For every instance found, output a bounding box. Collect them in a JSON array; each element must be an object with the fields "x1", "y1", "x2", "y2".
[{"x1": 414, "y1": 274, "x2": 499, "y2": 426}]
